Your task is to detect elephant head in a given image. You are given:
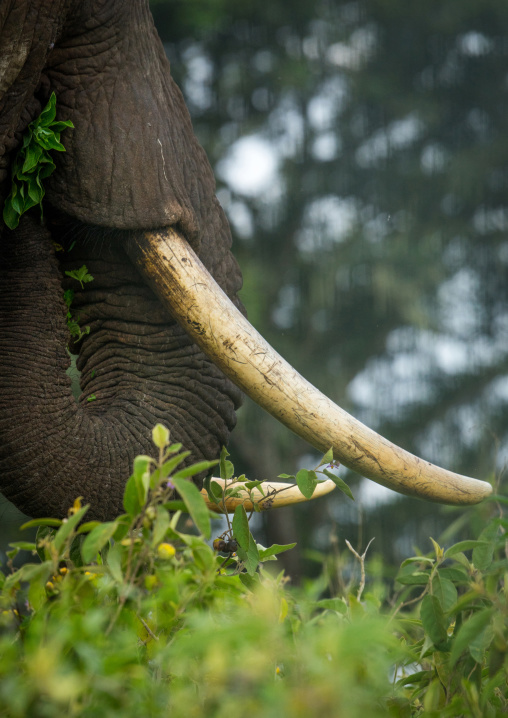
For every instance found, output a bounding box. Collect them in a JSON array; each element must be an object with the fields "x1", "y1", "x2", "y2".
[{"x1": 0, "y1": 0, "x2": 491, "y2": 521}]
